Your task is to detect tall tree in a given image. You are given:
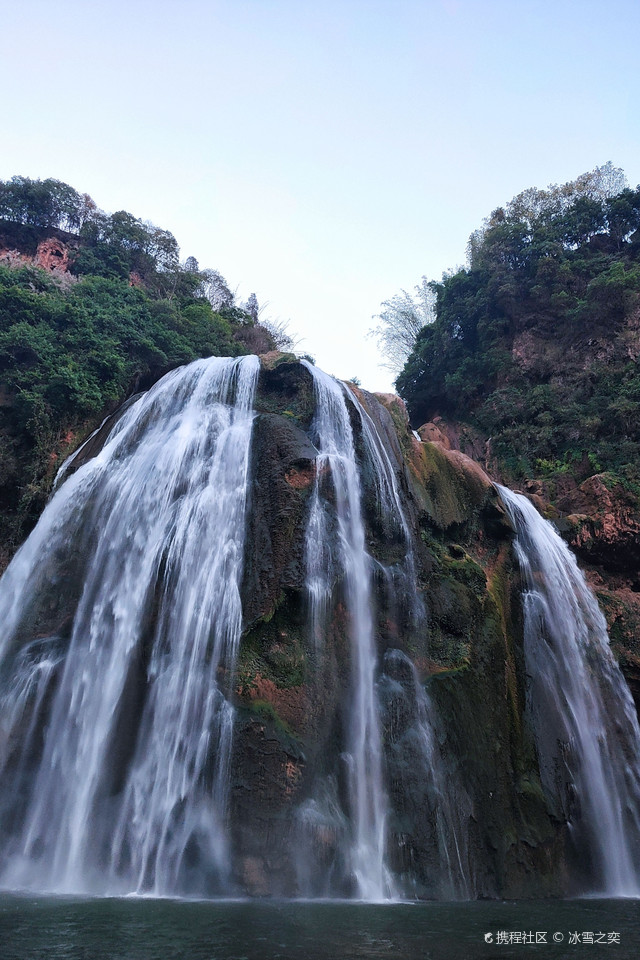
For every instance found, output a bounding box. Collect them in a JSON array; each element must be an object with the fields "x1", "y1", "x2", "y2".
[
  {"x1": 245, "y1": 292, "x2": 259, "y2": 323},
  {"x1": 201, "y1": 270, "x2": 234, "y2": 310},
  {"x1": 370, "y1": 276, "x2": 435, "y2": 374}
]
